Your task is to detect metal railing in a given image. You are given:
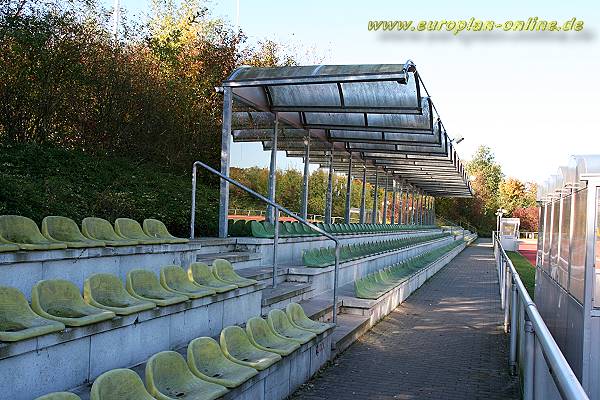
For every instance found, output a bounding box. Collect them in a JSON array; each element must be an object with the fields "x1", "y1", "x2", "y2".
[
  {"x1": 493, "y1": 233, "x2": 588, "y2": 400},
  {"x1": 190, "y1": 161, "x2": 341, "y2": 324}
]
